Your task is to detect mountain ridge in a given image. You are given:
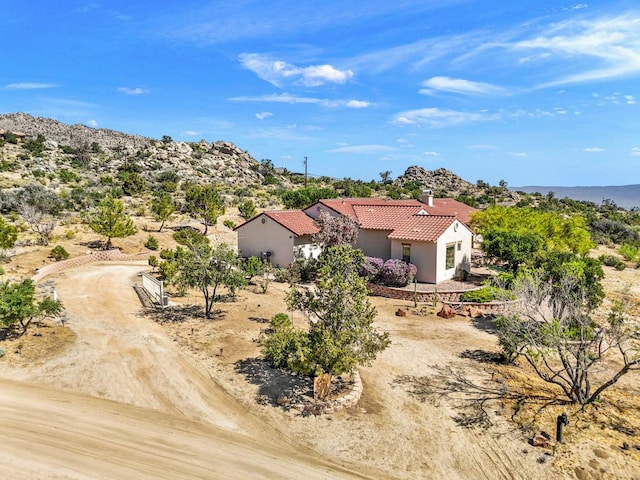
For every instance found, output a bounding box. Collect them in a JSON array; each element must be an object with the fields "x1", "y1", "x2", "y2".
[{"x1": 513, "y1": 185, "x2": 640, "y2": 210}]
